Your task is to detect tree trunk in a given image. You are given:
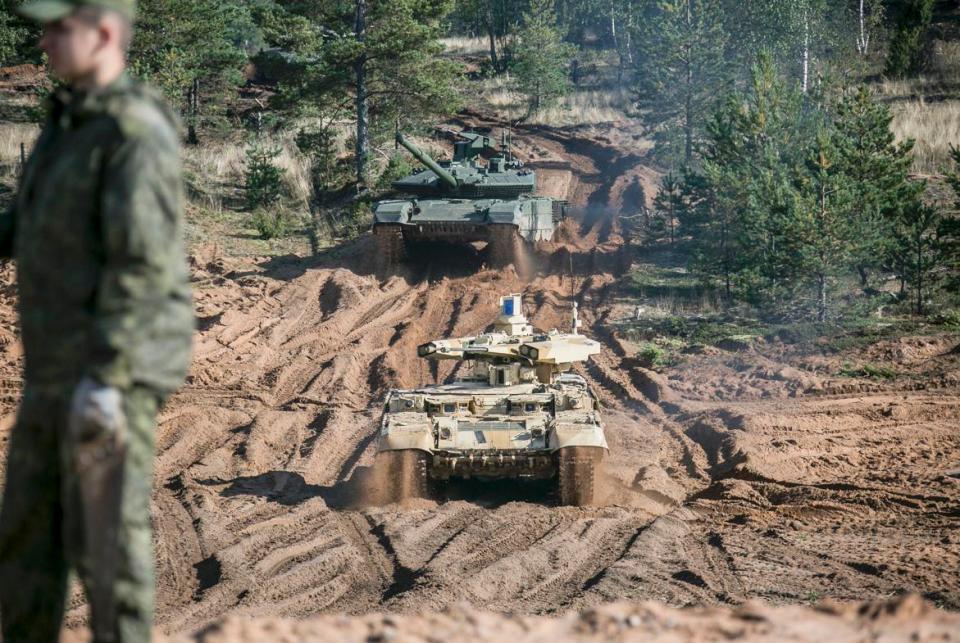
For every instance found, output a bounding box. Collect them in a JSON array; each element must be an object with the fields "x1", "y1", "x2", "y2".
[
  {"x1": 857, "y1": 0, "x2": 869, "y2": 55},
  {"x1": 485, "y1": 8, "x2": 500, "y2": 72},
  {"x1": 684, "y1": 0, "x2": 694, "y2": 164},
  {"x1": 804, "y1": 11, "x2": 810, "y2": 90},
  {"x1": 817, "y1": 272, "x2": 827, "y2": 322},
  {"x1": 915, "y1": 233, "x2": 924, "y2": 315},
  {"x1": 354, "y1": 0, "x2": 369, "y2": 189},
  {"x1": 186, "y1": 78, "x2": 200, "y2": 145},
  {"x1": 610, "y1": 13, "x2": 625, "y2": 86}
]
